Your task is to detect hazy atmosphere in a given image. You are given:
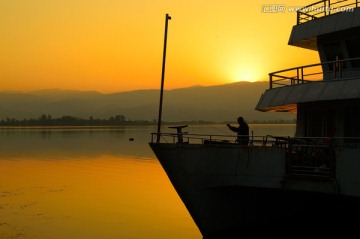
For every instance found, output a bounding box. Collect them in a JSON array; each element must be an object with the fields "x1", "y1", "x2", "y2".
[
  {"x1": 0, "y1": 82, "x2": 295, "y2": 122},
  {"x1": 1, "y1": 0, "x2": 318, "y2": 93}
]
